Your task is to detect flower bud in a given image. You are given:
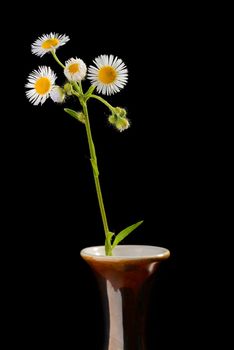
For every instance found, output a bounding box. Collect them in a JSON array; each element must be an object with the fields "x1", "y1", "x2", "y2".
[
  {"x1": 63, "y1": 82, "x2": 73, "y2": 95},
  {"x1": 108, "y1": 114, "x2": 116, "y2": 125},
  {"x1": 115, "y1": 117, "x2": 130, "y2": 132},
  {"x1": 50, "y1": 86, "x2": 65, "y2": 103},
  {"x1": 115, "y1": 107, "x2": 127, "y2": 118},
  {"x1": 108, "y1": 107, "x2": 130, "y2": 132}
]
